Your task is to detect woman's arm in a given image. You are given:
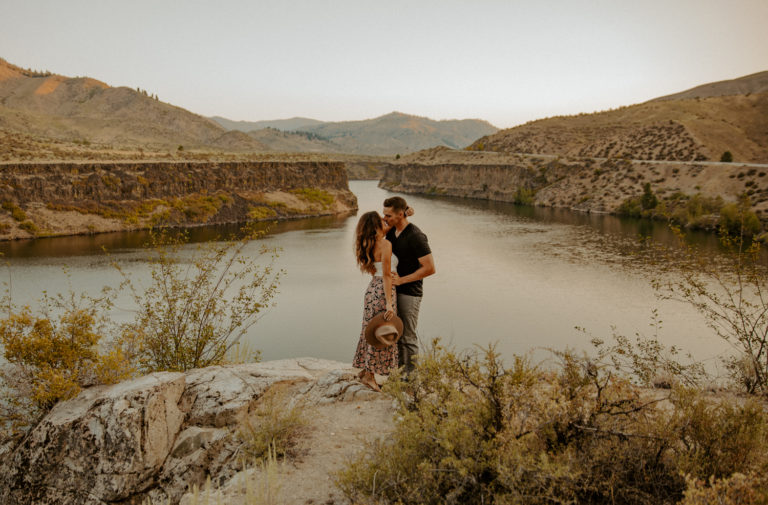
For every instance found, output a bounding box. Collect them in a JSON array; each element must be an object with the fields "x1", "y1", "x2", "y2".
[
  {"x1": 393, "y1": 253, "x2": 435, "y2": 286},
  {"x1": 381, "y1": 240, "x2": 394, "y2": 320}
]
